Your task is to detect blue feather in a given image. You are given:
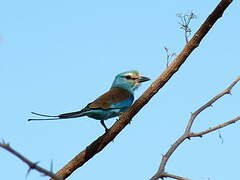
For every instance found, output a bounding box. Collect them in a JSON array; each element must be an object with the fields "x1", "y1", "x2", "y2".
[{"x1": 29, "y1": 70, "x2": 150, "y2": 132}]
